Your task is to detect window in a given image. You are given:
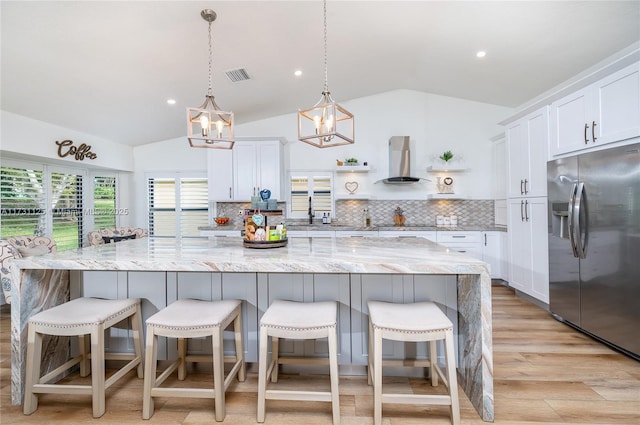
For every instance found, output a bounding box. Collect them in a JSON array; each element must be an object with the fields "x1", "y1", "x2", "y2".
[
  {"x1": 147, "y1": 174, "x2": 208, "y2": 238},
  {"x1": 289, "y1": 173, "x2": 333, "y2": 219},
  {"x1": 50, "y1": 169, "x2": 84, "y2": 251},
  {"x1": 93, "y1": 176, "x2": 116, "y2": 229},
  {"x1": 0, "y1": 165, "x2": 45, "y2": 238},
  {"x1": 1, "y1": 160, "x2": 118, "y2": 251}
]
